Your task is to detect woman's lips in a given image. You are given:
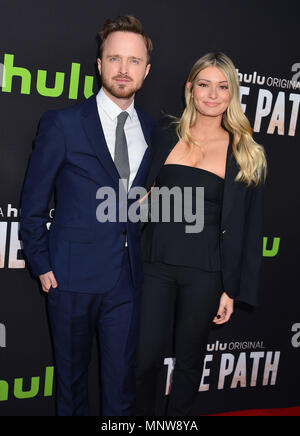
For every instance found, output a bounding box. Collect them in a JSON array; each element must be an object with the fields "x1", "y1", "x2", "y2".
[{"x1": 204, "y1": 102, "x2": 220, "y2": 107}]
